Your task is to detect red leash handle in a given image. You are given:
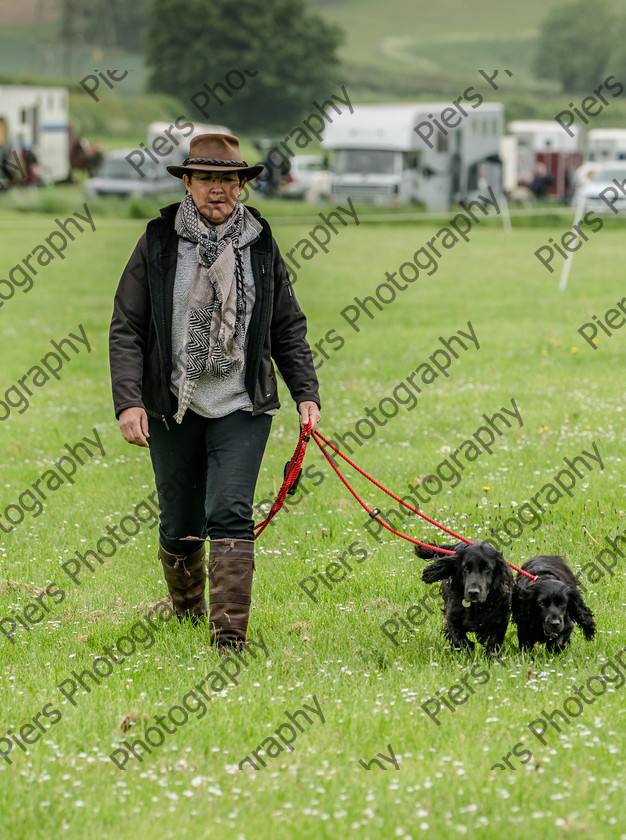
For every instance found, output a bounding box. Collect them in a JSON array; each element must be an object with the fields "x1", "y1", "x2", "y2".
[{"x1": 254, "y1": 422, "x2": 311, "y2": 539}]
